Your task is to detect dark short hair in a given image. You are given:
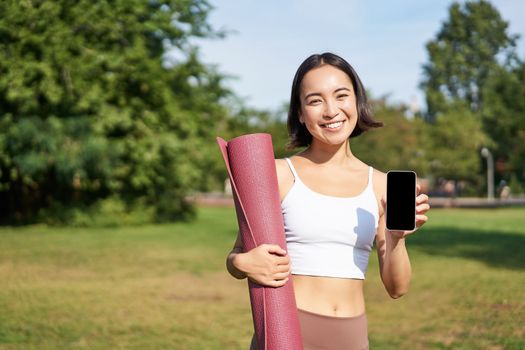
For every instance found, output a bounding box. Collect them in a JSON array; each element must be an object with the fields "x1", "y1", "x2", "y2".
[{"x1": 287, "y1": 52, "x2": 383, "y2": 149}]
